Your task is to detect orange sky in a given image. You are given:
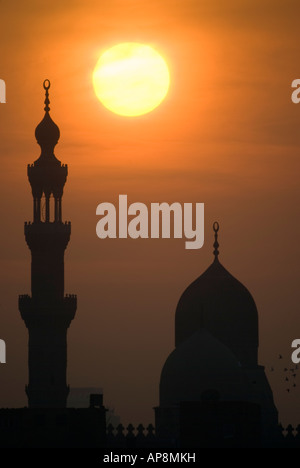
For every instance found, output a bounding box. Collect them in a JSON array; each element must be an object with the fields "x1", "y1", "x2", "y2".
[{"x1": 0, "y1": 0, "x2": 300, "y2": 426}]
